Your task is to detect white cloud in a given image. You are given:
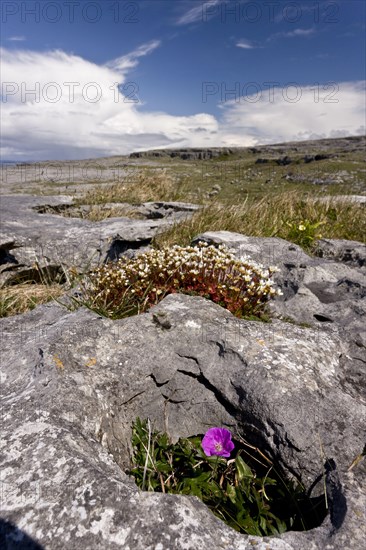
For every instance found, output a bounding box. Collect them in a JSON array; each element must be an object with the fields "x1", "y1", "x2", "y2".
[
  {"x1": 268, "y1": 28, "x2": 316, "y2": 41},
  {"x1": 1, "y1": 47, "x2": 364, "y2": 160},
  {"x1": 106, "y1": 40, "x2": 161, "y2": 72},
  {"x1": 7, "y1": 36, "x2": 26, "y2": 42},
  {"x1": 285, "y1": 28, "x2": 315, "y2": 37},
  {"x1": 217, "y1": 81, "x2": 366, "y2": 145},
  {"x1": 176, "y1": 0, "x2": 221, "y2": 25},
  {"x1": 0, "y1": 47, "x2": 218, "y2": 160},
  {"x1": 236, "y1": 39, "x2": 255, "y2": 49}
]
